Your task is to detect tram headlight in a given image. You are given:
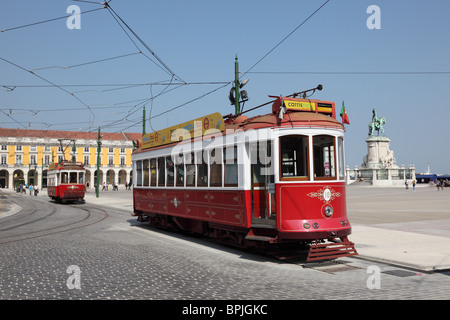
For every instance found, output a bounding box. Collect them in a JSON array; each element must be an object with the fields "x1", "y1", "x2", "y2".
[{"x1": 323, "y1": 205, "x2": 333, "y2": 218}]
